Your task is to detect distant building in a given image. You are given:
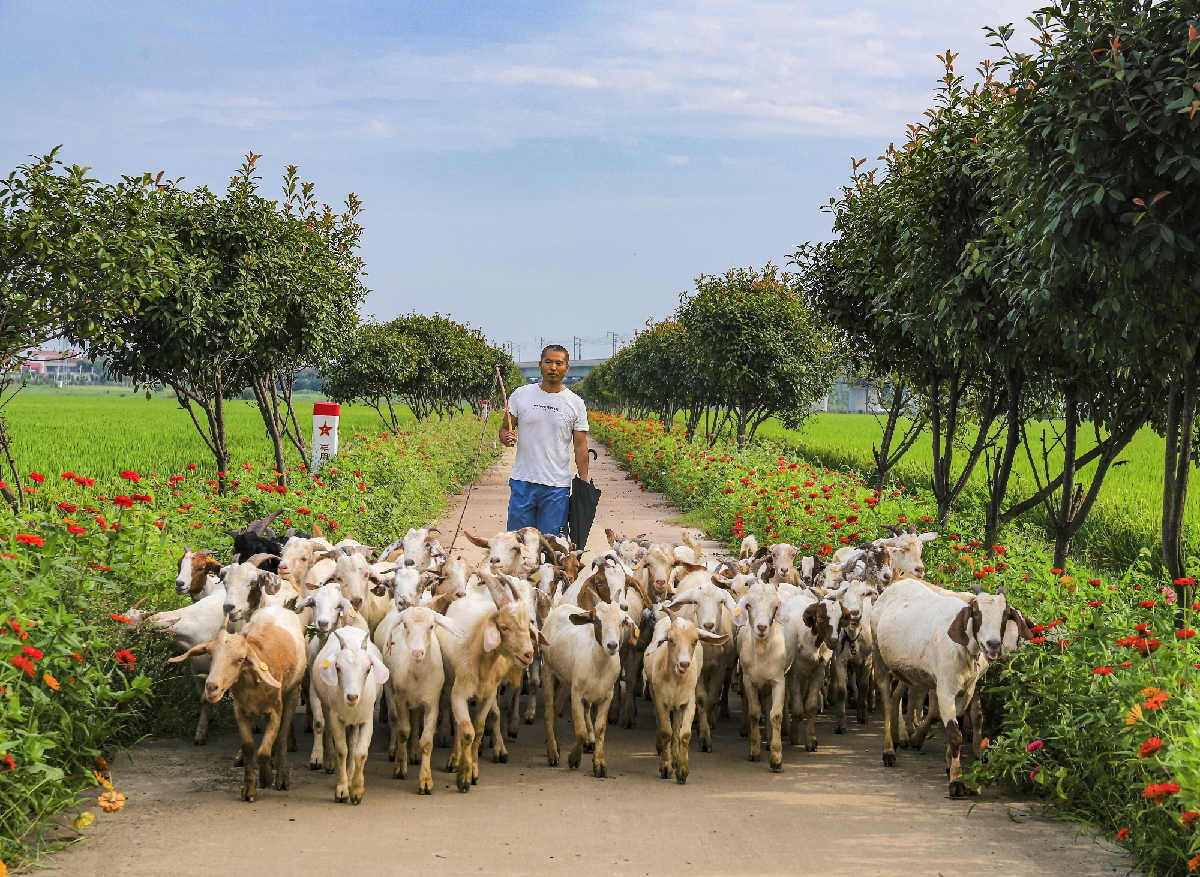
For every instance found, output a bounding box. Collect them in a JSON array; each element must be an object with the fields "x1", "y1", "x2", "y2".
[
  {"x1": 16, "y1": 349, "x2": 98, "y2": 379},
  {"x1": 517, "y1": 357, "x2": 607, "y2": 387}
]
